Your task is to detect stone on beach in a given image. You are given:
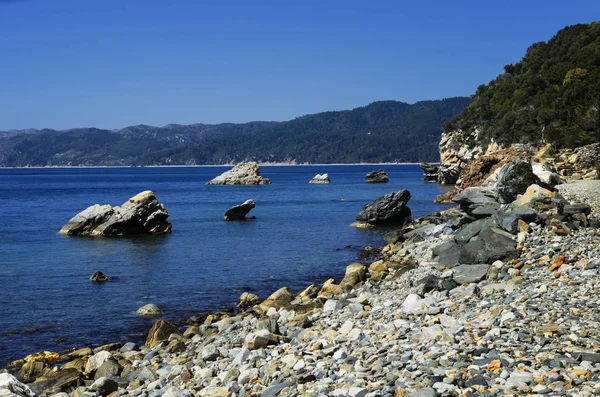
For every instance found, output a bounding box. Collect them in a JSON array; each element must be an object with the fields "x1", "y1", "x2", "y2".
[
  {"x1": 59, "y1": 190, "x2": 172, "y2": 237},
  {"x1": 223, "y1": 199, "x2": 256, "y2": 221},
  {"x1": 0, "y1": 373, "x2": 35, "y2": 397},
  {"x1": 206, "y1": 162, "x2": 271, "y2": 185},
  {"x1": 145, "y1": 320, "x2": 181, "y2": 348}
]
